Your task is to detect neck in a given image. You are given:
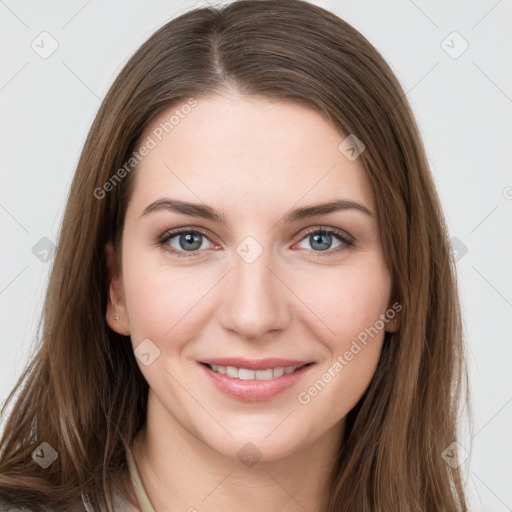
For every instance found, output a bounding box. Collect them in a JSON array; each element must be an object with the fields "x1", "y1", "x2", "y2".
[{"x1": 131, "y1": 393, "x2": 345, "y2": 512}]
